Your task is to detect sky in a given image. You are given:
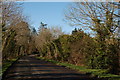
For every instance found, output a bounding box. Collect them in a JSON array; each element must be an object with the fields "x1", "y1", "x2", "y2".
[
  {"x1": 22, "y1": 2, "x2": 76, "y2": 34},
  {"x1": 23, "y1": 0, "x2": 73, "y2": 2}
]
